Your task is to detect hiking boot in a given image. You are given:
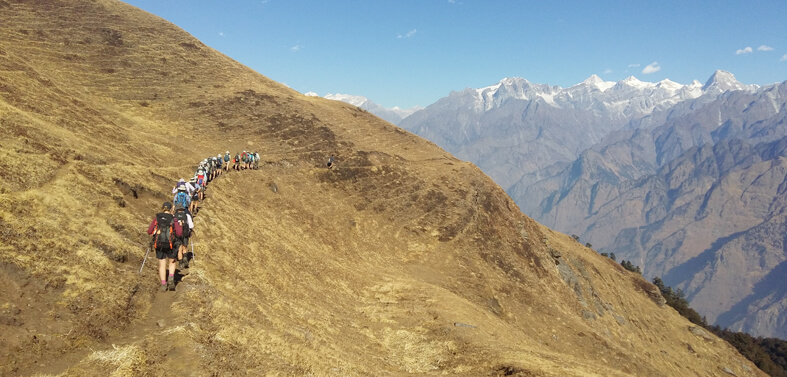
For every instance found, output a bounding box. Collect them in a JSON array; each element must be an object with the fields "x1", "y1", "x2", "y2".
[
  {"x1": 161, "y1": 283, "x2": 168, "y2": 292},
  {"x1": 167, "y1": 279, "x2": 175, "y2": 291}
]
